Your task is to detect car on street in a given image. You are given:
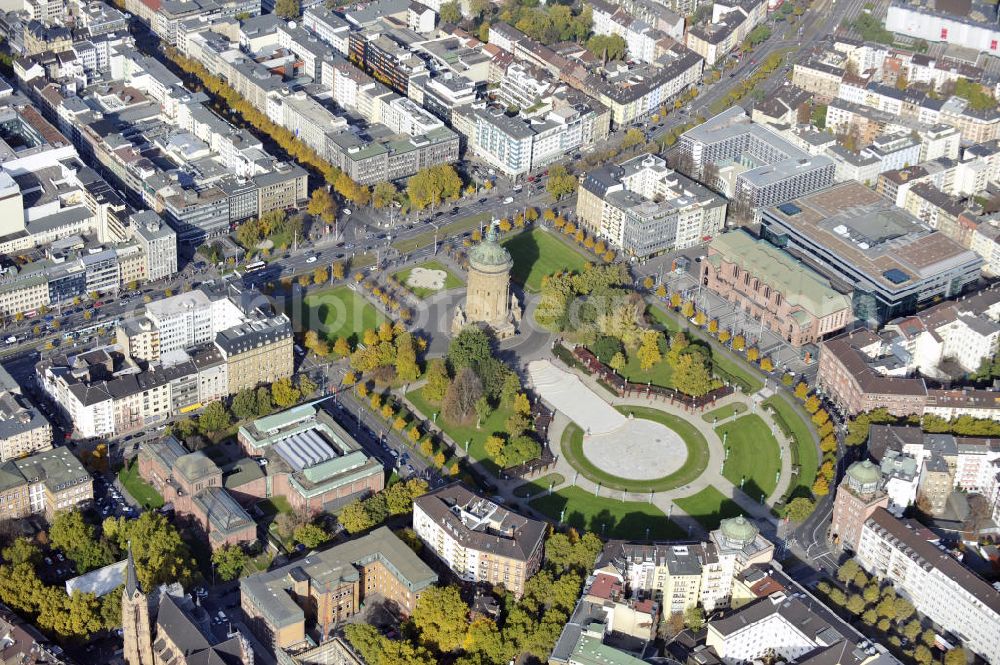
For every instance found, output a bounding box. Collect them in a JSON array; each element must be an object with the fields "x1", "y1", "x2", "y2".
[
  {"x1": 305, "y1": 256, "x2": 317, "y2": 263},
  {"x1": 503, "y1": 196, "x2": 514, "y2": 204}
]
